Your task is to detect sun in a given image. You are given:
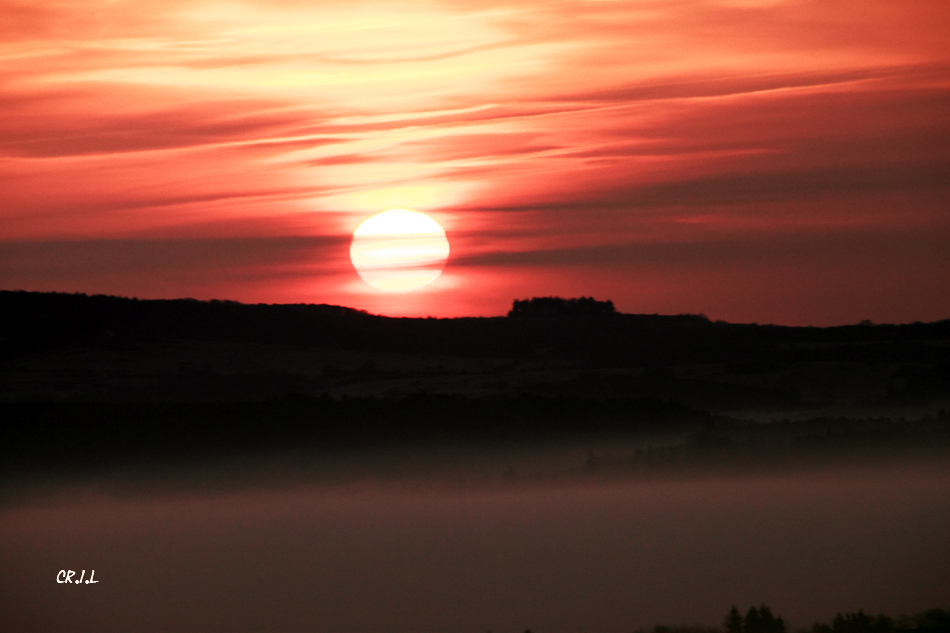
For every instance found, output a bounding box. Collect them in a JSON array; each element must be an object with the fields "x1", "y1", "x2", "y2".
[{"x1": 349, "y1": 209, "x2": 450, "y2": 292}]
